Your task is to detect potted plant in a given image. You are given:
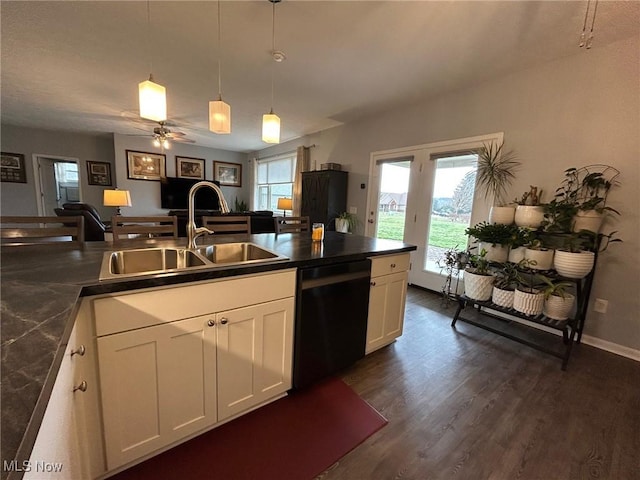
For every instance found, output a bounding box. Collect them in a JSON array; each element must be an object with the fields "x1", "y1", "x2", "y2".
[
  {"x1": 513, "y1": 261, "x2": 545, "y2": 316},
  {"x1": 463, "y1": 249, "x2": 494, "y2": 301},
  {"x1": 542, "y1": 168, "x2": 580, "y2": 233},
  {"x1": 437, "y1": 246, "x2": 468, "y2": 304},
  {"x1": 553, "y1": 230, "x2": 621, "y2": 279},
  {"x1": 475, "y1": 141, "x2": 520, "y2": 225},
  {"x1": 514, "y1": 186, "x2": 545, "y2": 228},
  {"x1": 540, "y1": 276, "x2": 576, "y2": 321},
  {"x1": 524, "y1": 238, "x2": 555, "y2": 271},
  {"x1": 464, "y1": 221, "x2": 515, "y2": 263},
  {"x1": 491, "y1": 261, "x2": 520, "y2": 308},
  {"x1": 572, "y1": 166, "x2": 620, "y2": 233},
  {"x1": 507, "y1": 226, "x2": 532, "y2": 263},
  {"x1": 335, "y1": 212, "x2": 359, "y2": 233}
]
